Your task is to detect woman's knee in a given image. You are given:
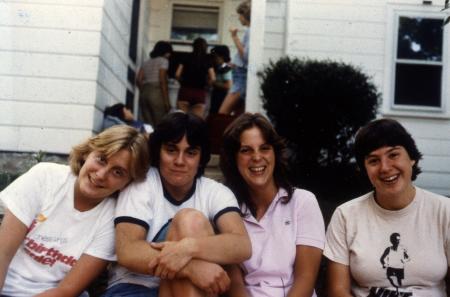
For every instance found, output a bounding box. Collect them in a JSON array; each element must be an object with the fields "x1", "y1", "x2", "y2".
[{"x1": 168, "y1": 209, "x2": 213, "y2": 239}]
